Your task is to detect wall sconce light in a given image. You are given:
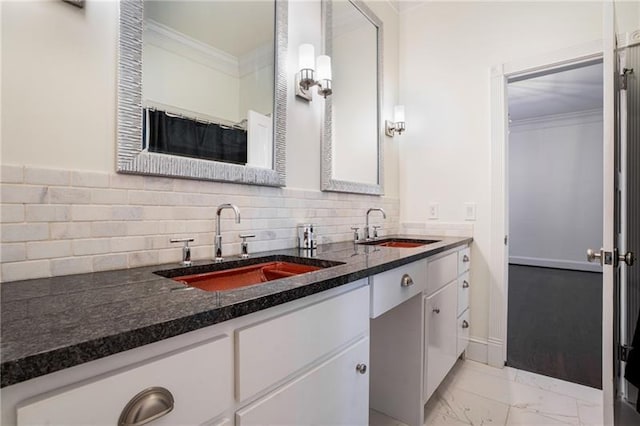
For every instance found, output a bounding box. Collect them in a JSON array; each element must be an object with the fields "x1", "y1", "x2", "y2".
[
  {"x1": 295, "y1": 44, "x2": 333, "y2": 101},
  {"x1": 385, "y1": 105, "x2": 406, "y2": 137}
]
